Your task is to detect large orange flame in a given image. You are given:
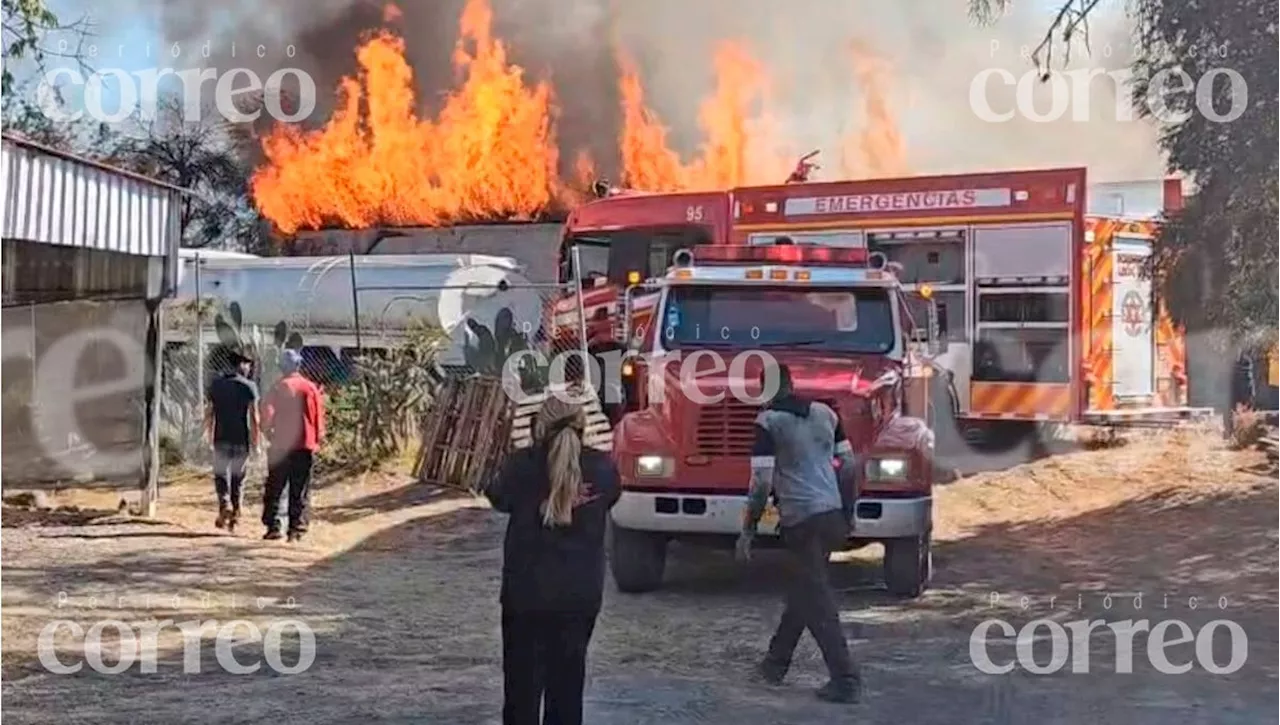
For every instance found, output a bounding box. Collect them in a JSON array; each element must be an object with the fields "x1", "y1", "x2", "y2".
[
  {"x1": 252, "y1": 0, "x2": 911, "y2": 232},
  {"x1": 252, "y1": 0, "x2": 558, "y2": 233},
  {"x1": 840, "y1": 40, "x2": 908, "y2": 178},
  {"x1": 618, "y1": 42, "x2": 791, "y2": 192}
]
